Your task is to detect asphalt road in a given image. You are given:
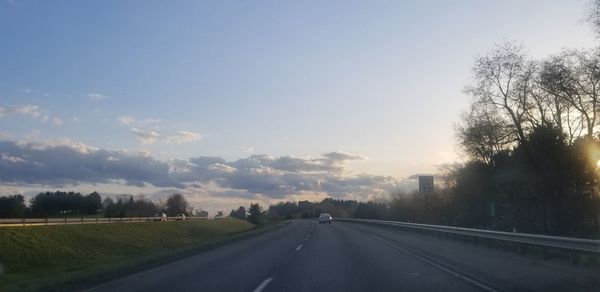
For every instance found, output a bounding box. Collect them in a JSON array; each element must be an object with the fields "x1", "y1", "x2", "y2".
[{"x1": 86, "y1": 220, "x2": 600, "y2": 292}]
